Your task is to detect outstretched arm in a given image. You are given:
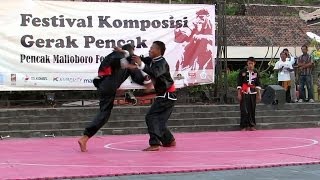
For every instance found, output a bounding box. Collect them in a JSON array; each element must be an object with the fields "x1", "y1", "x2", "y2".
[{"x1": 133, "y1": 56, "x2": 167, "y2": 78}]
